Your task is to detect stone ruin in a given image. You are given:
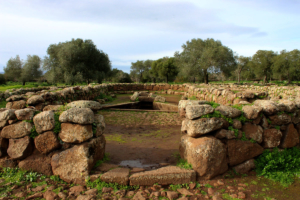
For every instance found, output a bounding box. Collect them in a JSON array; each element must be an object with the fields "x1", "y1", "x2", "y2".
[{"x1": 1, "y1": 83, "x2": 300, "y2": 186}]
